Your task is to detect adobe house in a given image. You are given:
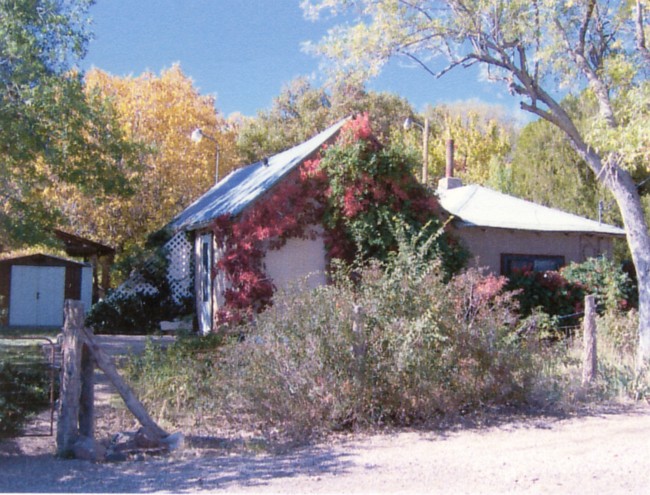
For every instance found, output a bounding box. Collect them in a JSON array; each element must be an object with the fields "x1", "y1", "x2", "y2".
[
  {"x1": 119, "y1": 123, "x2": 624, "y2": 335},
  {"x1": 436, "y1": 140, "x2": 626, "y2": 276},
  {"x1": 0, "y1": 254, "x2": 93, "y2": 327}
]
